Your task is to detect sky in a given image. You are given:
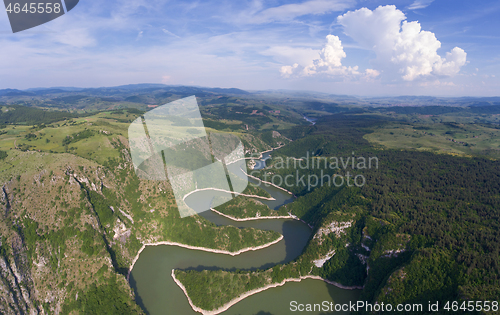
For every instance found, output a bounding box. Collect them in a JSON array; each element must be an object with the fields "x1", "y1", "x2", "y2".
[{"x1": 1, "y1": 0, "x2": 500, "y2": 96}]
